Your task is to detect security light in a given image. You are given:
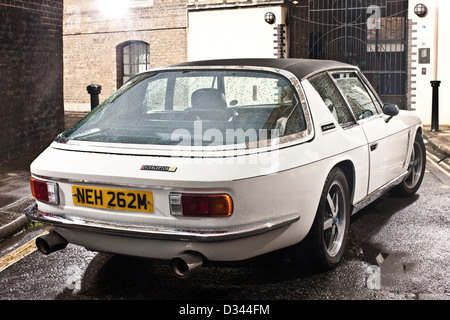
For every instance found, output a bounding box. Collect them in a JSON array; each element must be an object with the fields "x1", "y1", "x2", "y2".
[
  {"x1": 414, "y1": 3, "x2": 427, "y2": 18},
  {"x1": 264, "y1": 12, "x2": 276, "y2": 25}
]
